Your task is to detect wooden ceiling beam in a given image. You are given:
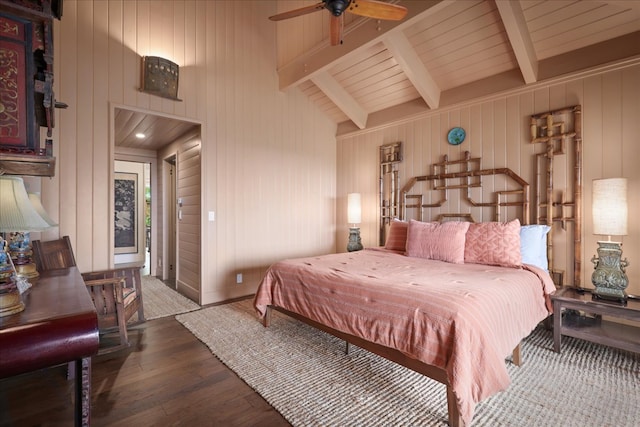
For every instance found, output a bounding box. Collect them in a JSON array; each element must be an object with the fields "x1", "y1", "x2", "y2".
[
  {"x1": 311, "y1": 71, "x2": 368, "y2": 129},
  {"x1": 537, "y1": 31, "x2": 640, "y2": 81},
  {"x1": 495, "y1": 0, "x2": 538, "y2": 84},
  {"x1": 383, "y1": 31, "x2": 440, "y2": 109},
  {"x1": 277, "y1": 0, "x2": 451, "y2": 91}
]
